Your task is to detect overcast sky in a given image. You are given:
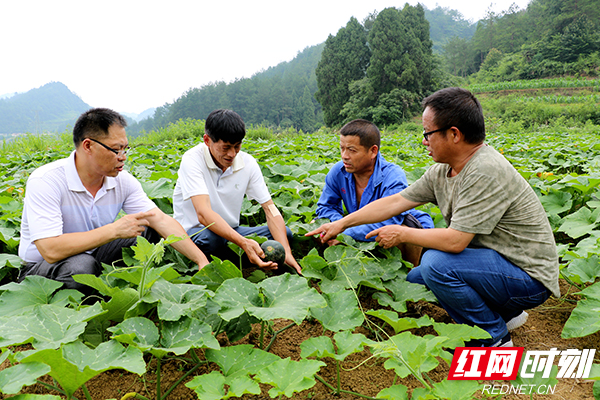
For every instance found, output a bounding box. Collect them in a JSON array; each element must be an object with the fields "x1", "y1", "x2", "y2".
[{"x1": 1, "y1": 0, "x2": 531, "y2": 114}]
